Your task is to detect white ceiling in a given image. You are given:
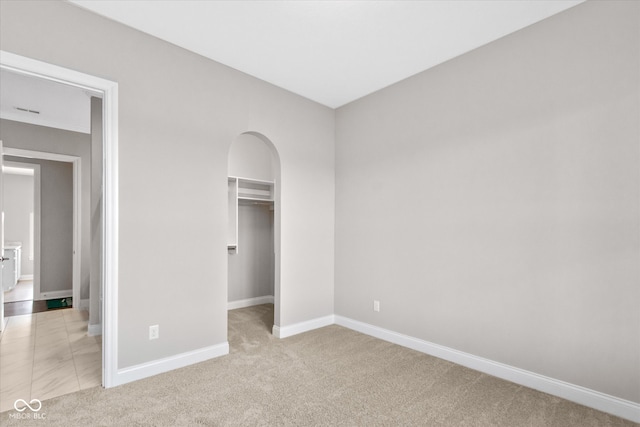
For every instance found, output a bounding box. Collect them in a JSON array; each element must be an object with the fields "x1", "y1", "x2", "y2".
[
  {"x1": 0, "y1": 68, "x2": 93, "y2": 134},
  {"x1": 69, "y1": 0, "x2": 584, "y2": 108},
  {"x1": 0, "y1": 0, "x2": 585, "y2": 135}
]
